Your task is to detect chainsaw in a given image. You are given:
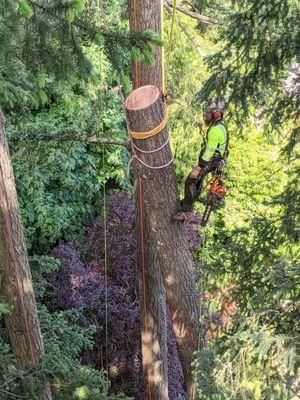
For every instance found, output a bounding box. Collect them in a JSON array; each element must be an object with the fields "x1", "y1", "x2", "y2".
[{"x1": 199, "y1": 169, "x2": 228, "y2": 227}]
